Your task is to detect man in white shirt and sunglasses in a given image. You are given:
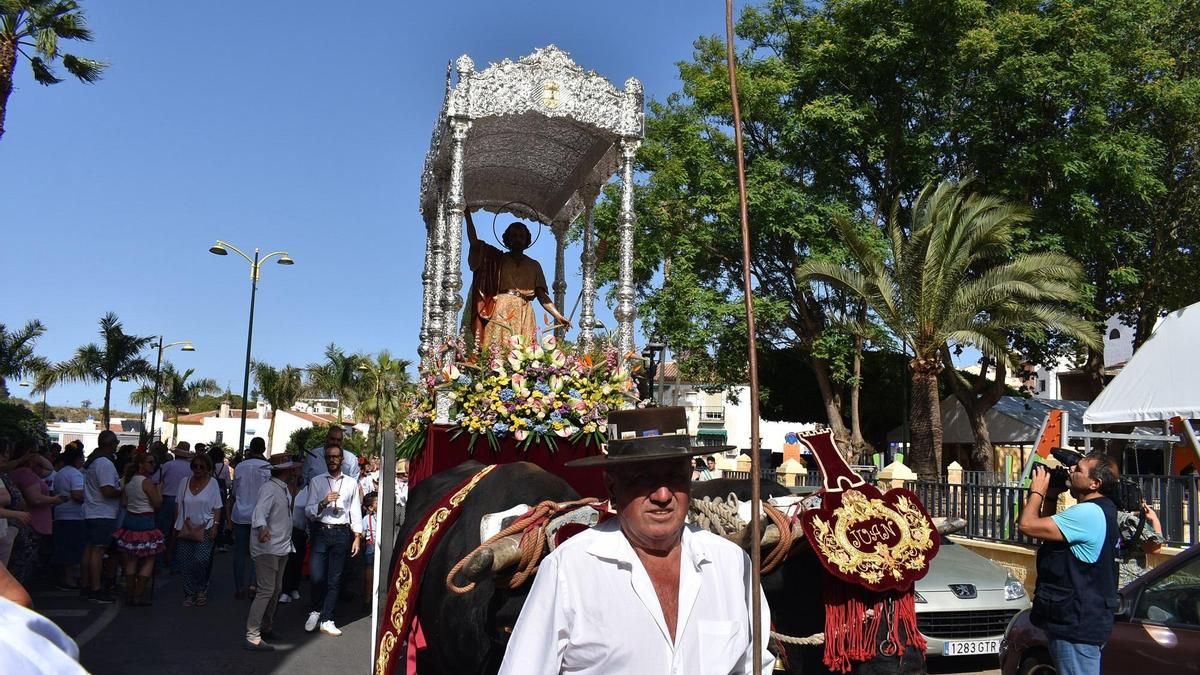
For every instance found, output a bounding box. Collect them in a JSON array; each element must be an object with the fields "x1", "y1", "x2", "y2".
[{"x1": 303, "y1": 441, "x2": 362, "y2": 636}]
